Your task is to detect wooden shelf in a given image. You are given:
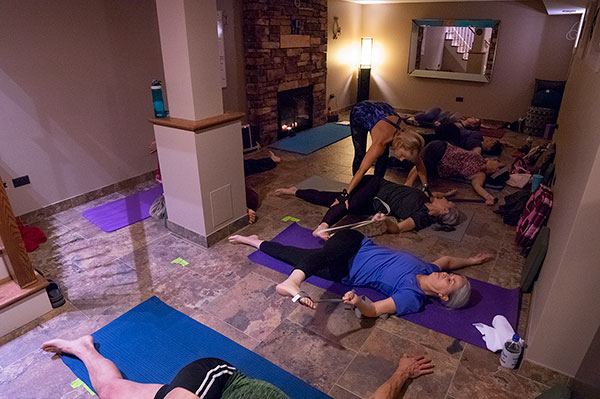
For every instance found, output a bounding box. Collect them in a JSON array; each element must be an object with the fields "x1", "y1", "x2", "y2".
[{"x1": 149, "y1": 112, "x2": 245, "y2": 134}]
